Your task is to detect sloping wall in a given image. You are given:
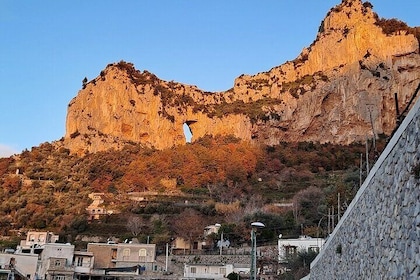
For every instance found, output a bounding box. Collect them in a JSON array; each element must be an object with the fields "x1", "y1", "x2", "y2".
[{"x1": 309, "y1": 96, "x2": 420, "y2": 279}]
